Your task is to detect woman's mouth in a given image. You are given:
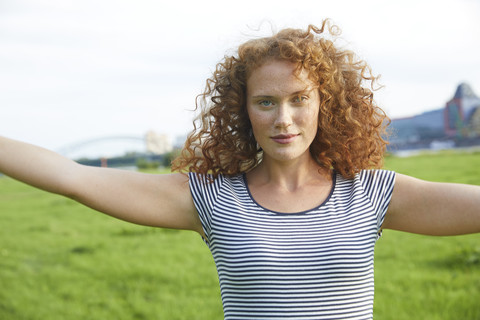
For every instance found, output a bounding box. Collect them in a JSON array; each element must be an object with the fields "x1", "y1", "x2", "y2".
[{"x1": 271, "y1": 134, "x2": 299, "y2": 144}]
